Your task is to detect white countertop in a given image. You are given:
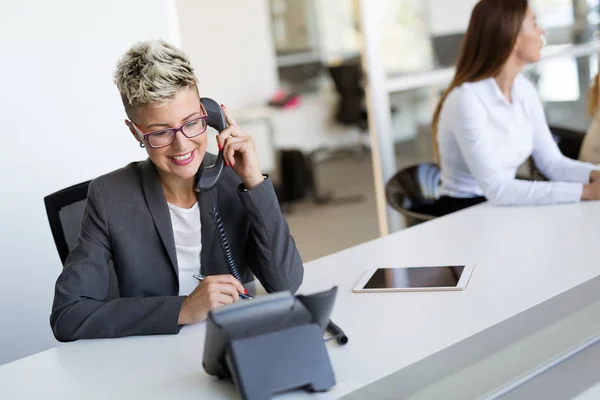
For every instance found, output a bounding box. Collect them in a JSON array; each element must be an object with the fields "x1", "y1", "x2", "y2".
[{"x1": 2, "y1": 201, "x2": 600, "y2": 399}]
